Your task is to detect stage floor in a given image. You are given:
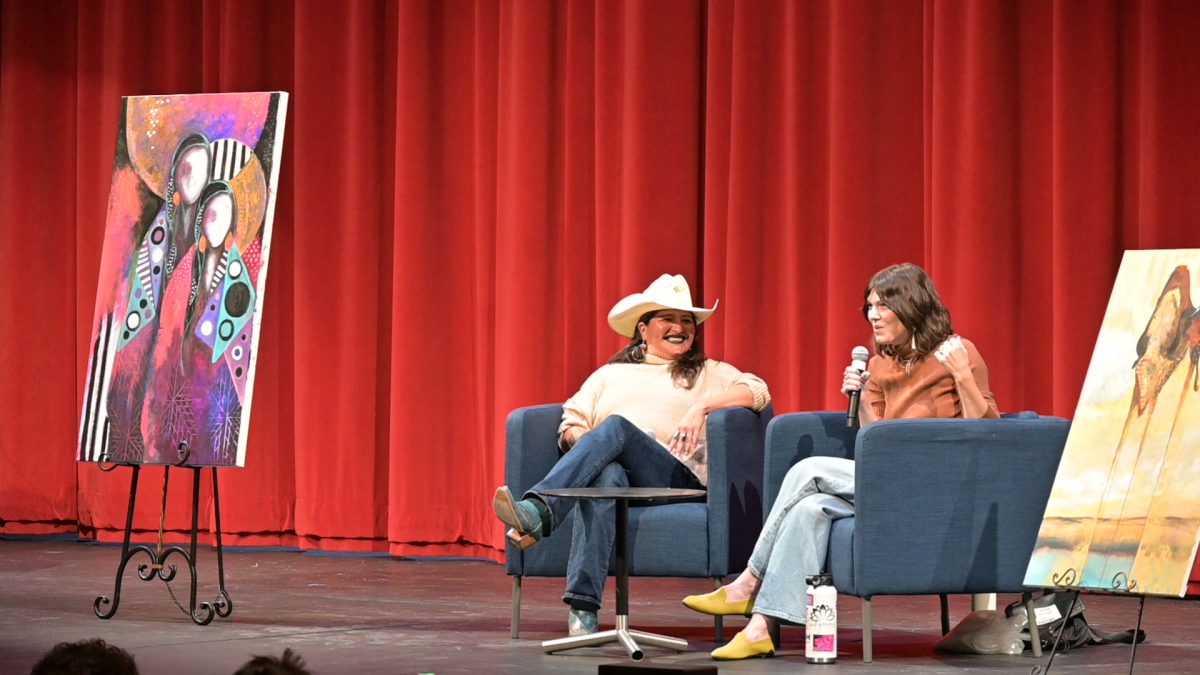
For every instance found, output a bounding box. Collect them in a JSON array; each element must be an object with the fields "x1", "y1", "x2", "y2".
[{"x1": 1, "y1": 539, "x2": 1196, "y2": 674}]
